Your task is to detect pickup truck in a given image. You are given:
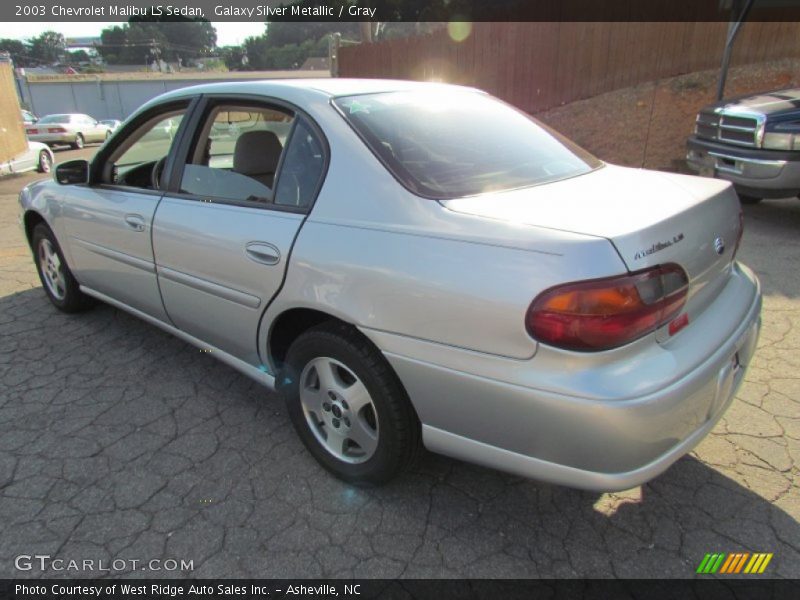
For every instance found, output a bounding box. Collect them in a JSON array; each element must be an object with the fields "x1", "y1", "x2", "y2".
[{"x1": 686, "y1": 88, "x2": 800, "y2": 204}]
